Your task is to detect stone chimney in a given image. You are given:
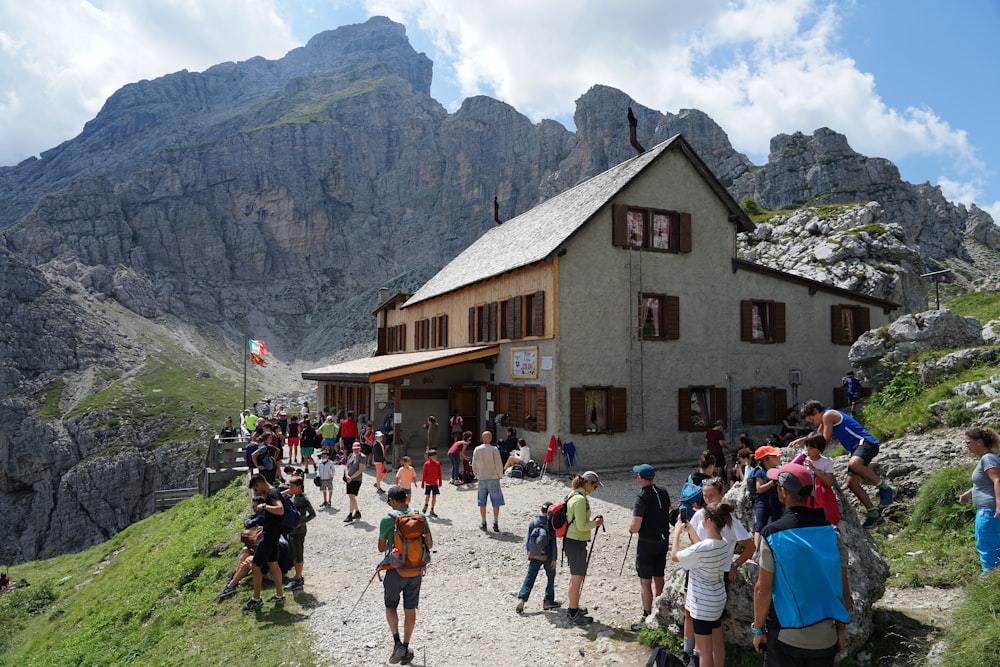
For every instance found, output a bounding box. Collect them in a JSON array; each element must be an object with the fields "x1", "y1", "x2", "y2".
[{"x1": 377, "y1": 287, "x2": 390, "y2": 305}]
